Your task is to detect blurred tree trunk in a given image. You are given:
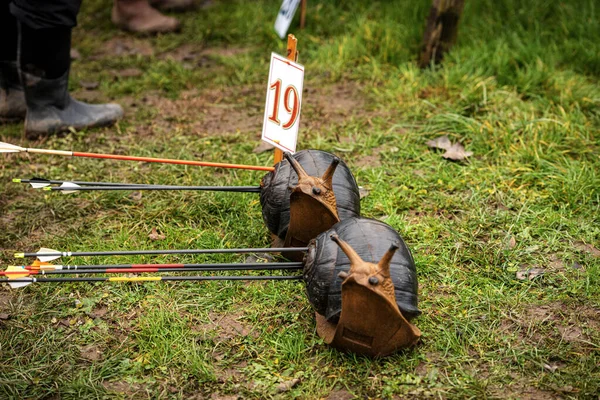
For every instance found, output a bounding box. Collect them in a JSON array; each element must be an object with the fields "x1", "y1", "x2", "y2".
[{"x1": 419, "y1": 0, "x2": 465, "y2": 68}]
